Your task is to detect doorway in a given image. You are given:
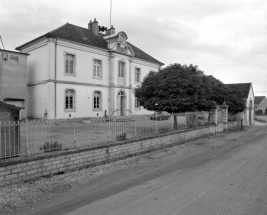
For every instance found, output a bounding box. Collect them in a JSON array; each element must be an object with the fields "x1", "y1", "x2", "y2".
[
  {"x1": 117, "y1": 91, "x2": 126, "y2": 116},
  {"x1": 249, "y1": 100, "x2": 252, "y2": 125}
]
